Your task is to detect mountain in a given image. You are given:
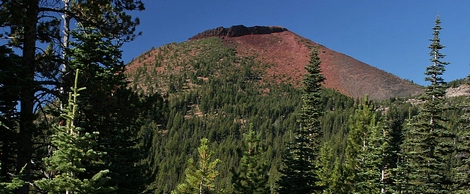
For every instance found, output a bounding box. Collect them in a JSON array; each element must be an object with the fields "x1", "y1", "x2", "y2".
[
  {"x1": 123, "y1": 25, "x2": 428, "y2": 193},
  {"x1": 126, "y1": 25, "x2": 422, "y2": 100}
]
